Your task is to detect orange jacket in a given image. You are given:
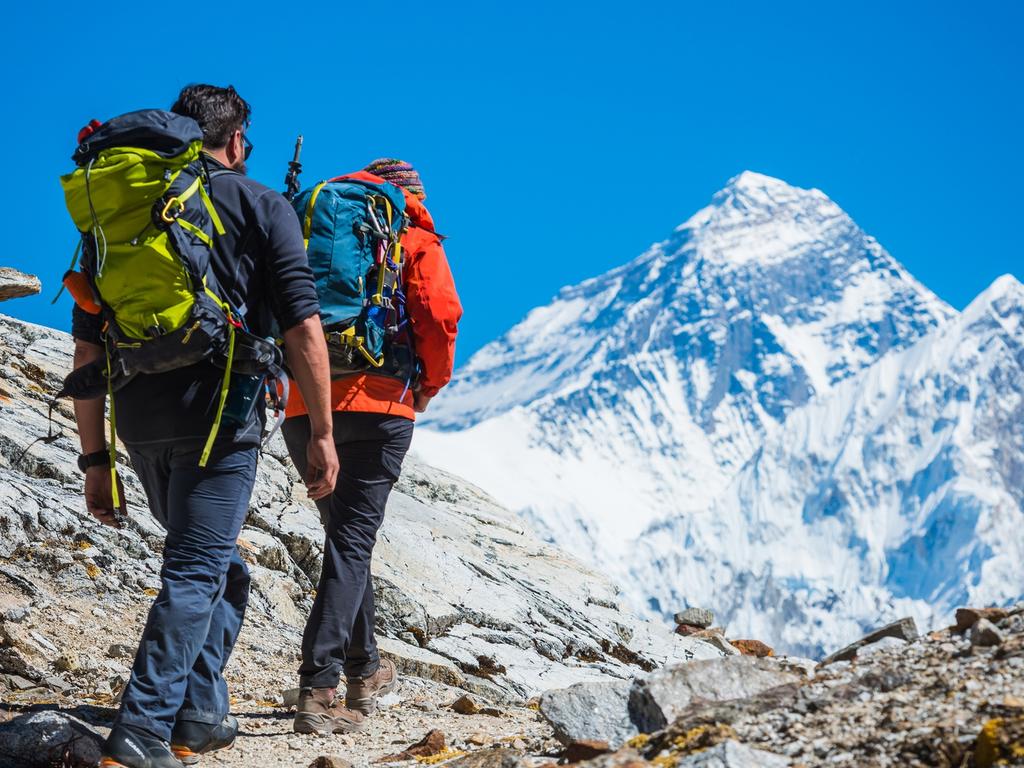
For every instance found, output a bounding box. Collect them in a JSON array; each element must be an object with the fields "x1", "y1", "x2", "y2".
[{"x1": 286, "y1": 171, "x2": 462, "y2": 421}]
